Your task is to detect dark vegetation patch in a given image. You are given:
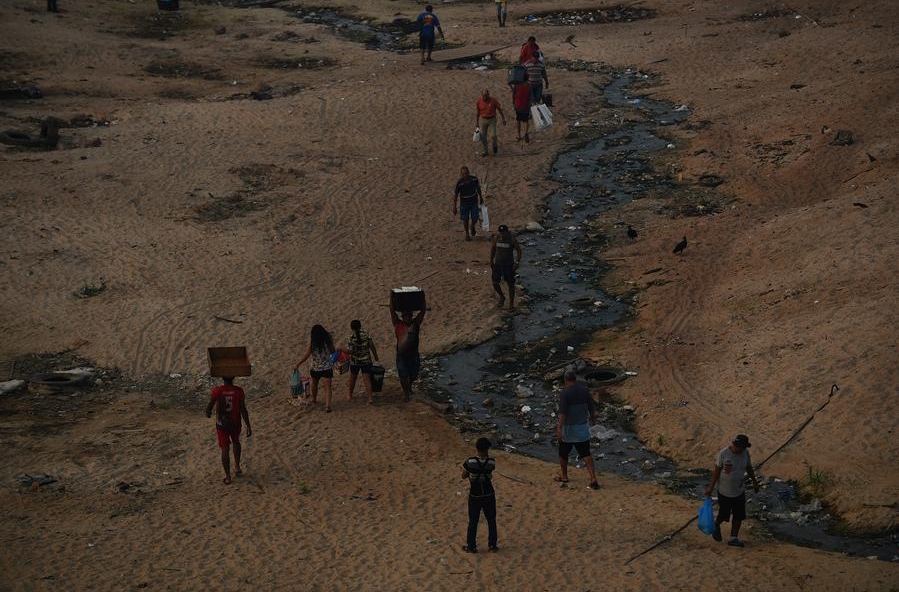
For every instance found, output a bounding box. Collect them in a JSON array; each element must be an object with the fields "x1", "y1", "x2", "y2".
[
  {"x1": 229, "y1": 163, "x2": 305, "y2": 192},
  {"x1": 194, "y1": 193, "x2": 268, "y2": 222},
  {"x1": 649, "y1": 185, "x2": 732, "y2": 218},
  {"x1": 256, "y1": 55, "x2": 336, "y2": 70},
  {"x1": 193, "y1": 164, "x2": 304, "y2": 222},
  {"x1": 144, "y1": 57, "x2": 223, "y2": 80},
  {"x1": 127, "y1": 11, "x2": 192, "y2": 40},
  {"x1": 157, "y1": 87, "x2": 204, "y2": 100},
  {"x1": 270, "y1": 30, "x2": 320, "y2": 43}
]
